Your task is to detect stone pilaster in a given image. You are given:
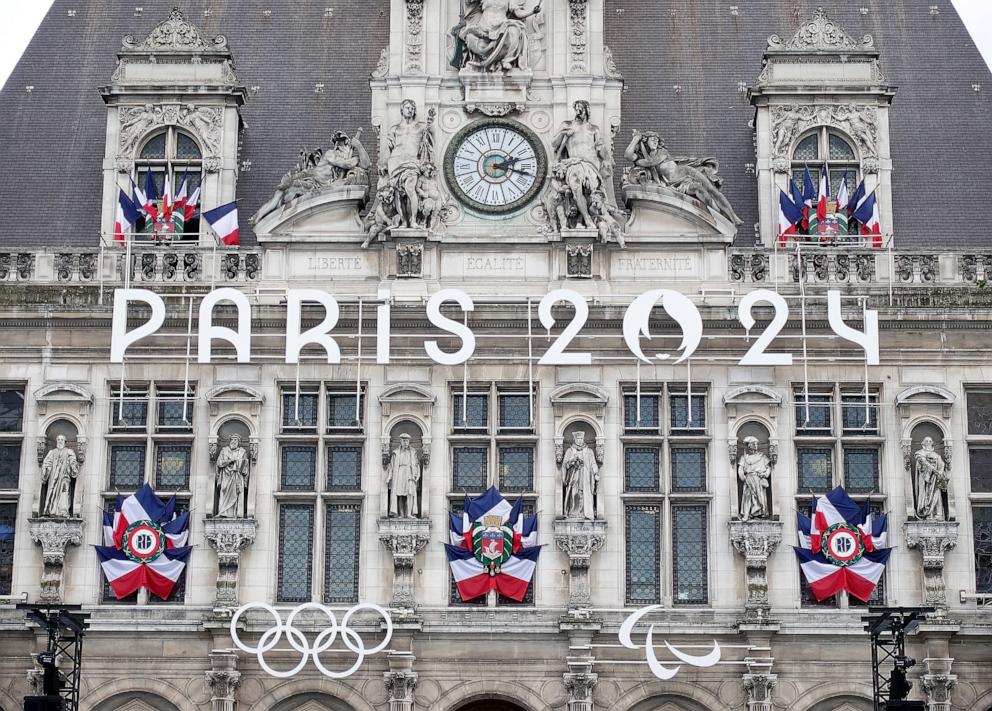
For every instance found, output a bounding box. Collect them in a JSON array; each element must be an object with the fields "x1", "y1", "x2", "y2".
[
  {"x1": 921, "y1": 657, "x2": 956, "y2": 711},
  {"x1": 204, "y1": 650, "x2": 241, "y2": 711},
  {"x1": 904, "y1": 519, "x2": 958, "y2": 618},
  {"x1": 28, "y1": 517, "x2": 83, "y2": 603},
  {"x1": 202, "y1": 517, "x2": 257, "y2": 609},
  {"x1": 563, "y1": 639, "x2": 597, "y2": 711},
  {"x1": 553, "y1": 518, "x2": 607, "y2": 611},
  {"x1": 743, "y1": 671, "x2": 777, "y2": 711},
  {"x1": 384, "y1": 649, "x2": 418, "y2": 711},
  {"x1": 728, "y1": 519, "x2": 783, "y2": 623},
  {"x1": 378, "y1": 517, "x2": 431, "y2": 614}
]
